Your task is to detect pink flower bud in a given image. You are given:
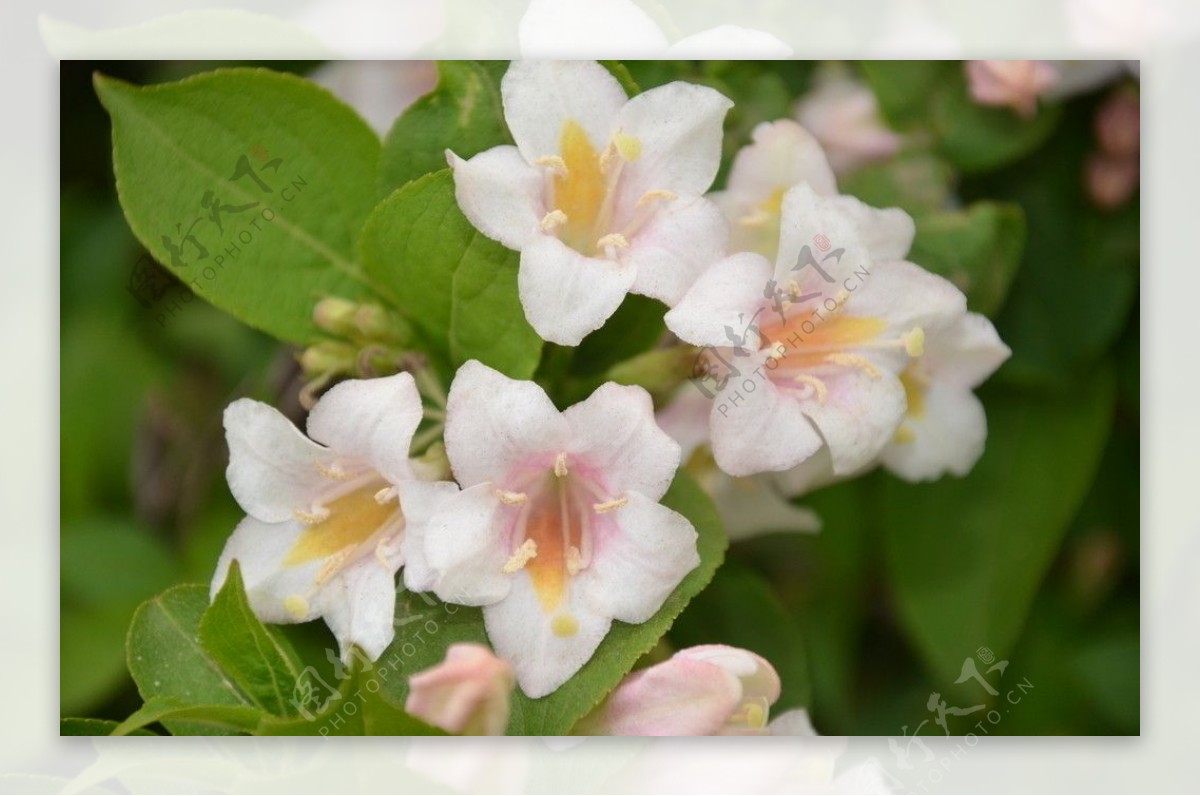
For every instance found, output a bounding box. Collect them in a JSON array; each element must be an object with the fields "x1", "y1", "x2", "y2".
[
  {"x1": 405, "y1": 643, "x2": 515, "y2": 735},
  {"x1": 1086, "y1": 153, "x2": 1139, "y2": 210},
  {"x1": 965, "y1": 60, "x2": 1058, "y2": 118},
  {"x1": 795, "y1": 71, "x2": 902, "y2": 175},
  {"x1": 1095, "y1": 88, "x2": 1140, "y2": 158}
]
